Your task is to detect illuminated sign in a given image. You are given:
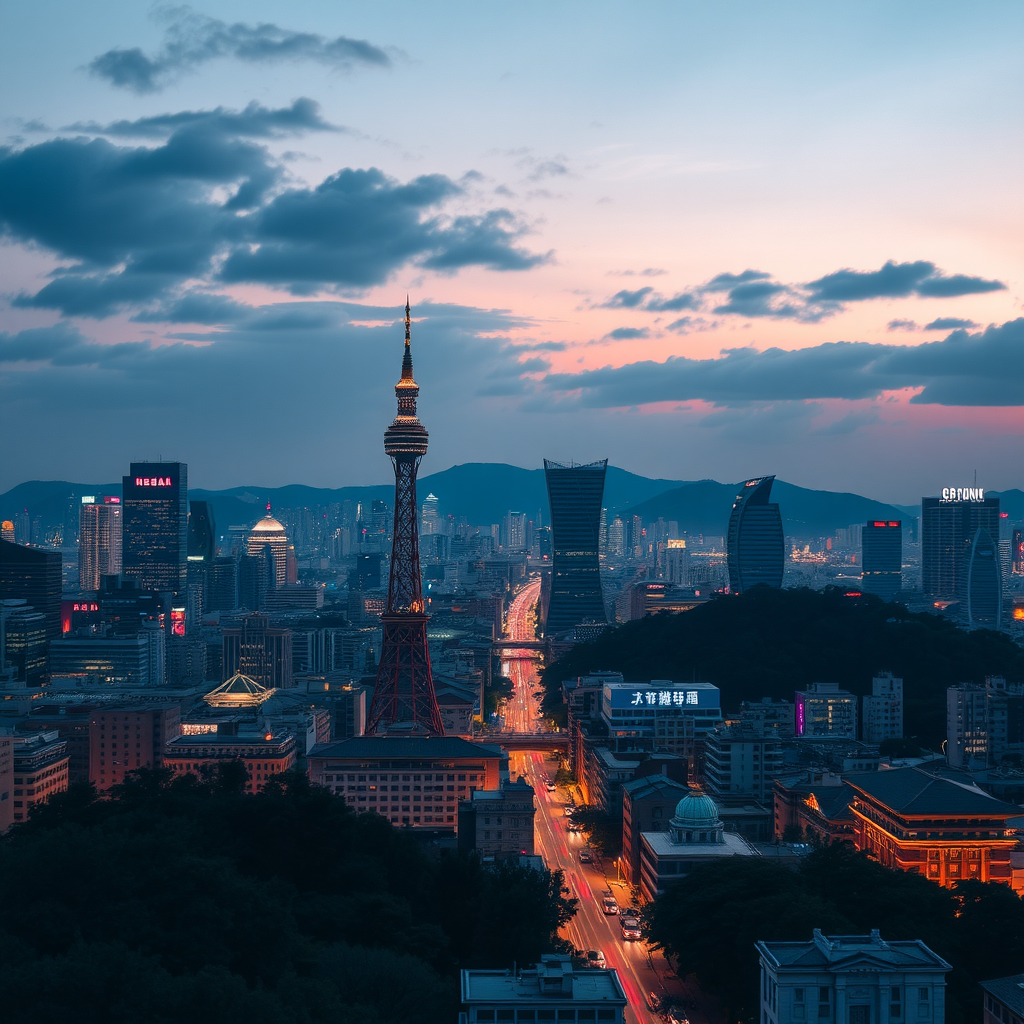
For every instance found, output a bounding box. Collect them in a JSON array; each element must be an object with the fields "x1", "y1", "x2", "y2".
[
  {"x1": 871, "y1": 521, "x2": 900, "y2": 528},
  {"x1": 631, "y1": 689, "x2": 699, "y2": 707},
  {"x1": 73, "y1": 602, "x2": 99, "y2": 612},
  {"x1": 81, "y1": 496, "x2": 95, "y2": 504},
  {"x1": 104, "y1": 496, "x2": 120, "y2": 504},
  {"x1": 940, "y1": 487, "x2": 984, "y2": 502},
  {"x1": 667, "y1": 539, "x2": 687, "y2": 549},
  {"x1": 795, "y1": 698, "x2": 806, "y2": 736},
  {"x1": 134, "y1": 477, "x2": 174, "y2": 487},
  {"x1": 171, "y1": 608, "x2": 186, "y2": 636},
  {"x1": 605, "y1": 681, "x2": 720, "y2": 711}
]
